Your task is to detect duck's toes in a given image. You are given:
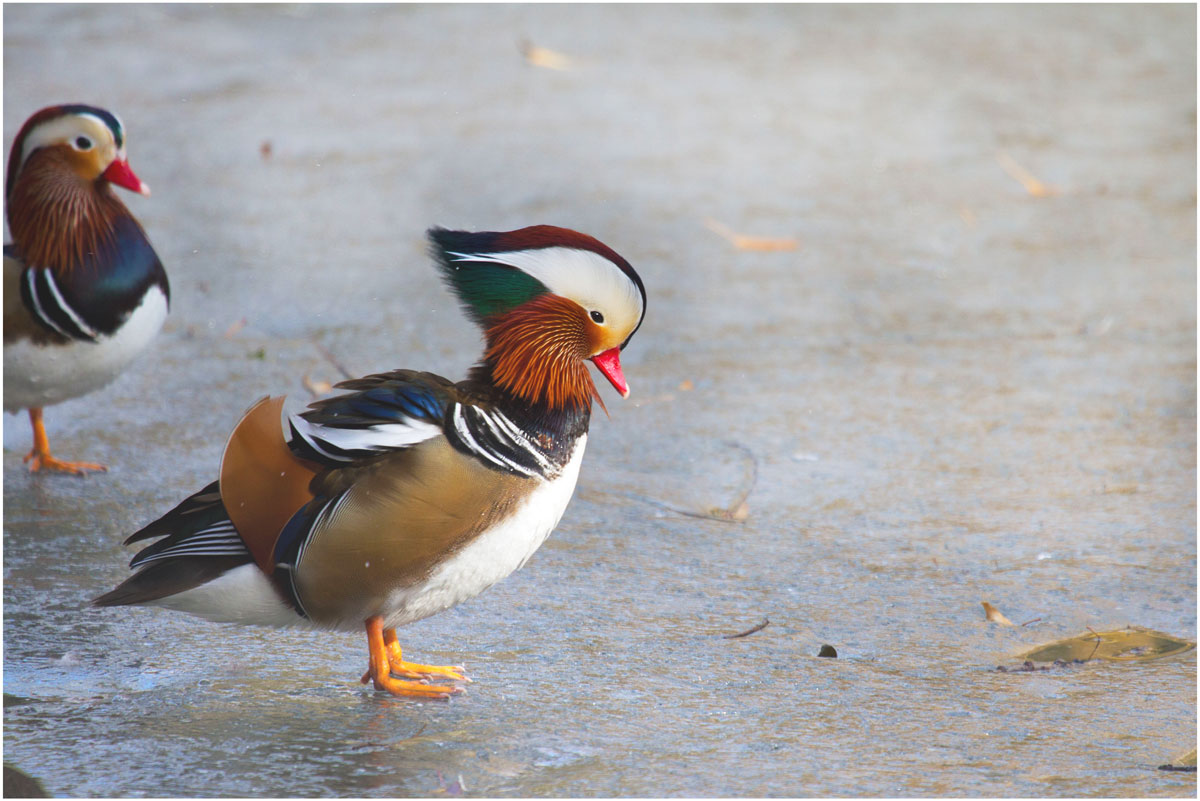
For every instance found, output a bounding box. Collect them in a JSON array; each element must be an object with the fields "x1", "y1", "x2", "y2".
[
  {"x1": 392, "y1": 660, "x2": 471, "y2": 683},
  {"x1": 23, "y1": 449, "x2": 107, "y2": 475},
  {"x1": 368, "y1": 671, "x2": 466, "y2": 700},
  {"x1": 360, "y1": 662, "x2": 470, "y2": 686},
  {"x1": 385, "y1": 643, "x2": 470, "y2": 682},
  {"x1": 380, "y1": 629, "x2": 471, "y2": 683}
]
